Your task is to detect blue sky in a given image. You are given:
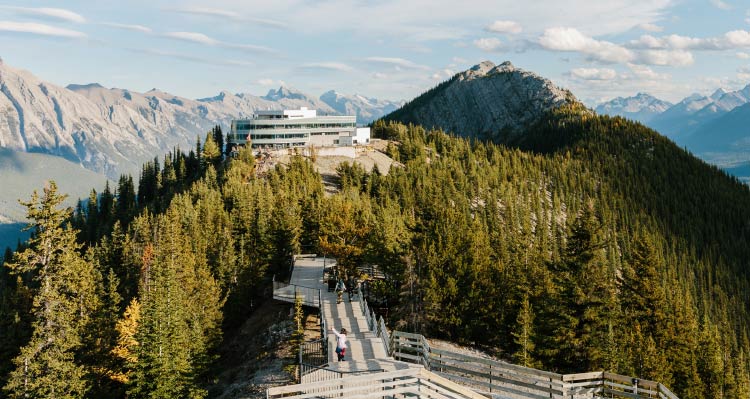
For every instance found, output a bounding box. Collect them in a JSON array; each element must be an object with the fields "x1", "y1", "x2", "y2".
[{"x1": 0, "y1": 0, "x2": 748, "y2": 104}]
